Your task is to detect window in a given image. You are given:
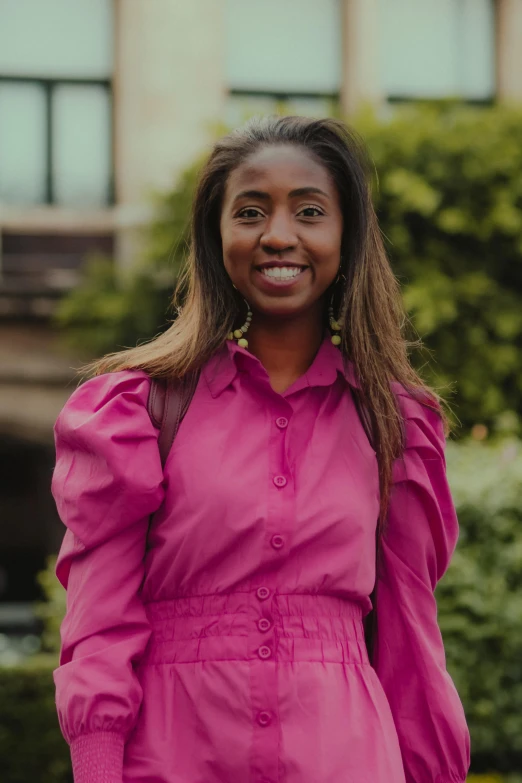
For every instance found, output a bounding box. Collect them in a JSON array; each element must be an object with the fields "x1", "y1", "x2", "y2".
[
  {"x1": 0, "y1": 82, "x2": 47, "y2": 205},
  {"x1": 378, "y1": 0, "x2": 495, "y2": 101},
  {"x1": 225, "y1": 0, "x2": 342, "y2": 125},
  {"x1": 0, "y1": 0, "x2": 113, "y2": 207}
]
